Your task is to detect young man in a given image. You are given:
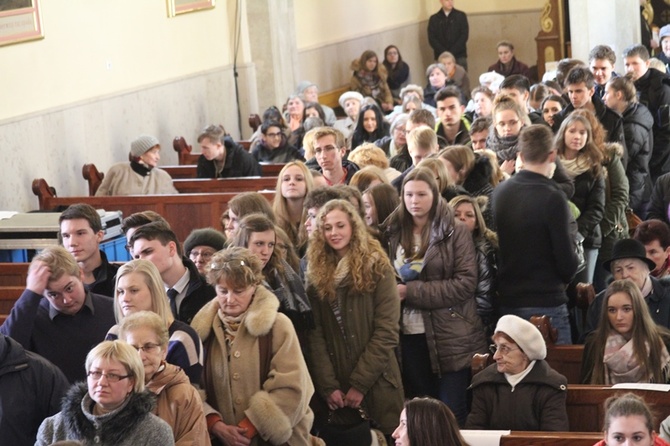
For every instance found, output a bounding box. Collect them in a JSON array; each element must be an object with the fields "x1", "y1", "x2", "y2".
[
  {"x1": 492, "y1": 125, "x2": 579, "y2": 344},
  {"x1": 551, "y1": 67, "x2": 626, "y2": 154},
  {"x1": 312, "y1": 127, "x2": 359, "y2": 185},
  {"x1": 0, "y1": 246, "x2": 115, "y2": 382},
  {"x1": 633, "y1": 219, "x2": 670, "y2": 279},
  {"x1": 130, "y1": 221, "x2": 215, "y2": 324},
  {"x1": 435, "y1": 86, "x2": 471, "y2": 146},
  {"x1": 469, "y1": 116, "x2": 491, "y2": 151},
  {"x1": 498, "y1": 75, "x2": 543, "y2": 124},
  {"x1": 589, "y1": 44, "x2": 618, "y2": 99},
  {"x1": 623, "y1": 44, "x2": 670, "y2": 183},
  {"x1": 196, "y1": 124, "x2": 261, "y2": 178},
  {"x1": 427, "y1": 0, "x2": 469, "y2": 70},
  {"x1": 59, "y1": 203, "x2": 118, "y2": 297},
  {"x1": 251, "y1": 120, "x2": 303, "y2": 163}
]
